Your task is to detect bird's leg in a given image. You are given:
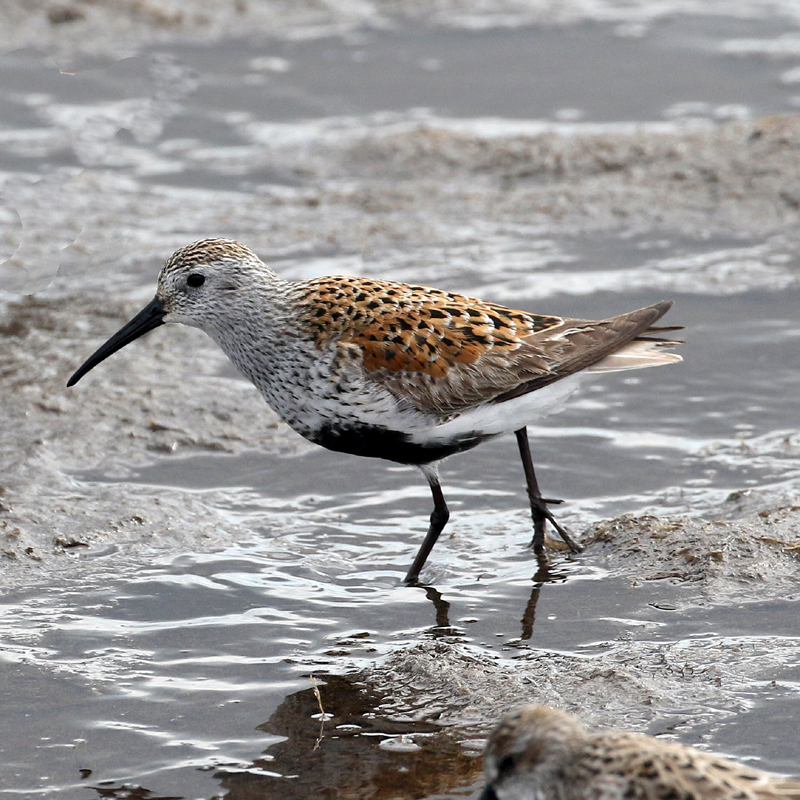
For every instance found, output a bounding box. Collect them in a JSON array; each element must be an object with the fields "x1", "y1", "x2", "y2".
[
  {"x1": 405, "y1": 465, "x2": 450, "y2": 584},
  {"x1": 515, "y1": 427, "x2": 581, "y2": 554},
  {"x1": 521, "y1": 558, "x2": 560, "y2": 640},
  {"x1": 423, "y1": 585, "x2": 451, "y2": 630}
]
